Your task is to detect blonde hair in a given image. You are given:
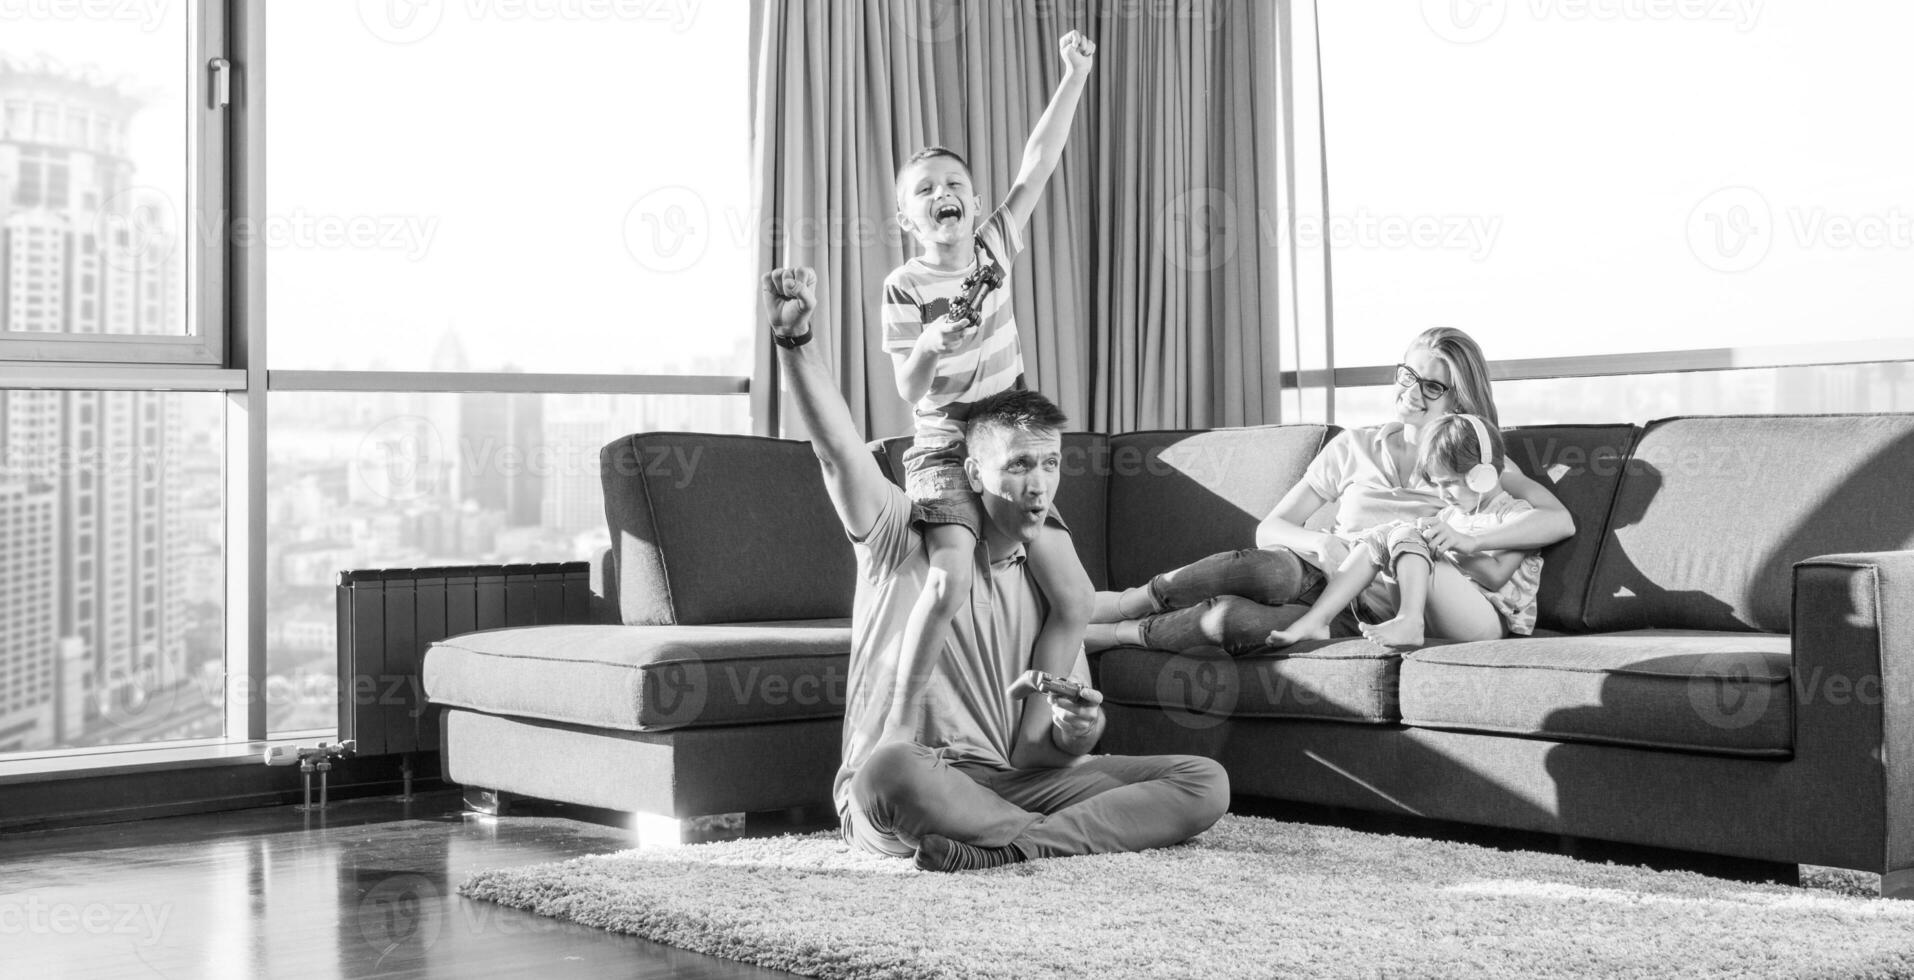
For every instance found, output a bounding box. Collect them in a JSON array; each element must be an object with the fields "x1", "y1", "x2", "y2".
[{"x1": 1407, "y1": 327, "x2": 1499, "y2": 428}]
